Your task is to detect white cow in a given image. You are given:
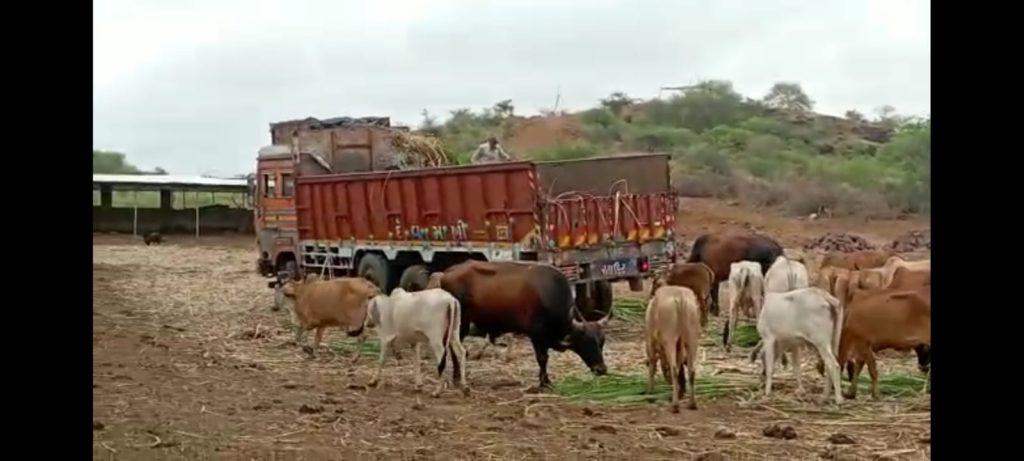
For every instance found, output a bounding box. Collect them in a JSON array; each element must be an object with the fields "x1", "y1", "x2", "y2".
[
  {"x1": 756, "y1": 287, "x2": 844, "y2": 404},
  {"x1": 724, "y1": 261, "x2": 765, "y2": 352},
  {"x1": 764, "y1": 256, "x2": 810, "y2": 294},
  {"x1": 365, "y1": 288, "x2": 468, "y2": 397}
]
